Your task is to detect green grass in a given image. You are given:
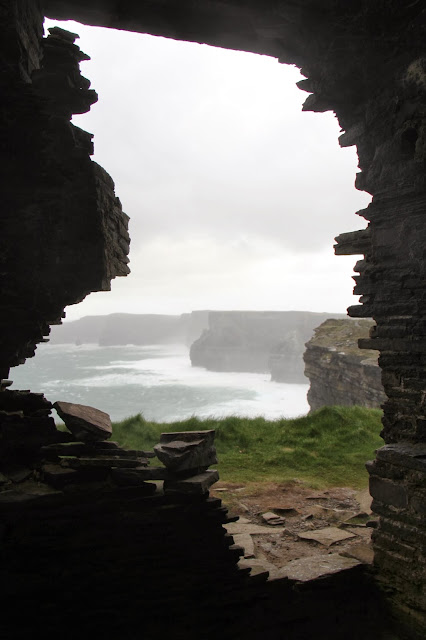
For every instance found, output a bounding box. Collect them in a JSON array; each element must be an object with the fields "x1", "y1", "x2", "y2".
[{"x1": 112, "y1": 406, "x2": 383, "y2": 489}]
